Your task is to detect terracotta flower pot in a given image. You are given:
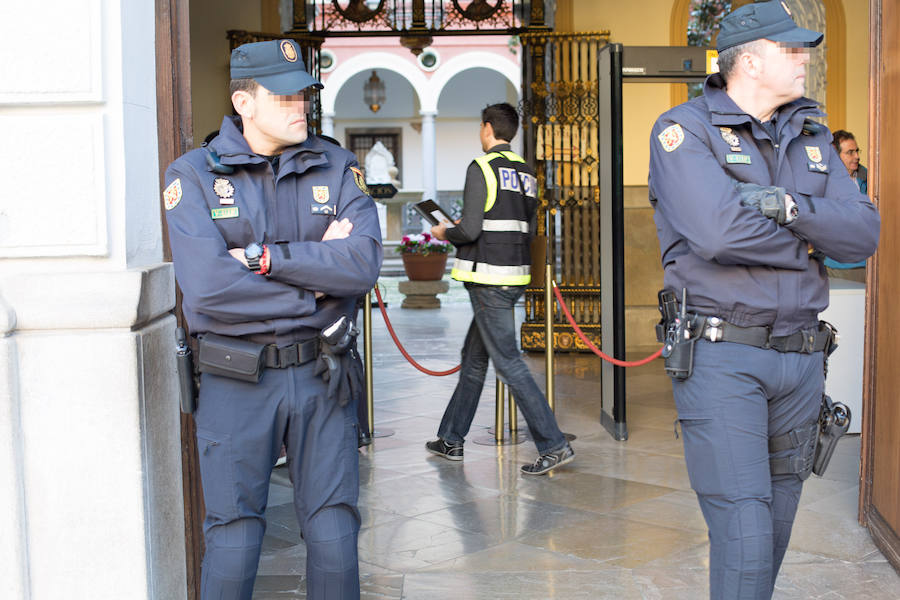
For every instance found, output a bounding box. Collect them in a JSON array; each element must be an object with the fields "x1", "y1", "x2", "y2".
[{"x1": 401, "y1": 252, "x2": 448, "y2": 281}]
